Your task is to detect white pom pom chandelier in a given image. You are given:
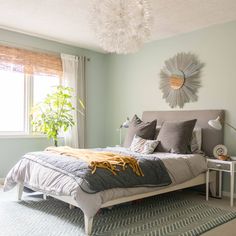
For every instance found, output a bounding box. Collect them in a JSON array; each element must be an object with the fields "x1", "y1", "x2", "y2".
[{"x1": 90, "y1": 0, "x2": 152, "y2": 54}]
